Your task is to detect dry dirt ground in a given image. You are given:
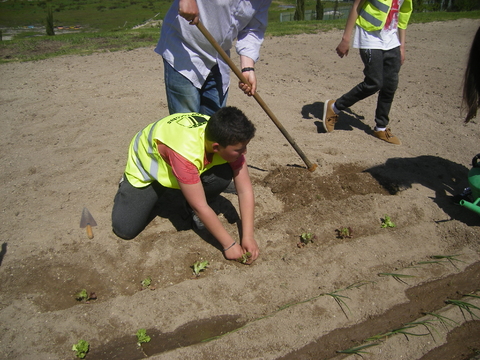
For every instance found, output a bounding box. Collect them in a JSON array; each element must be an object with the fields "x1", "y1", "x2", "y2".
[{"x1": 1, "y1": 18, "x2": 480, "y2": 360}]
